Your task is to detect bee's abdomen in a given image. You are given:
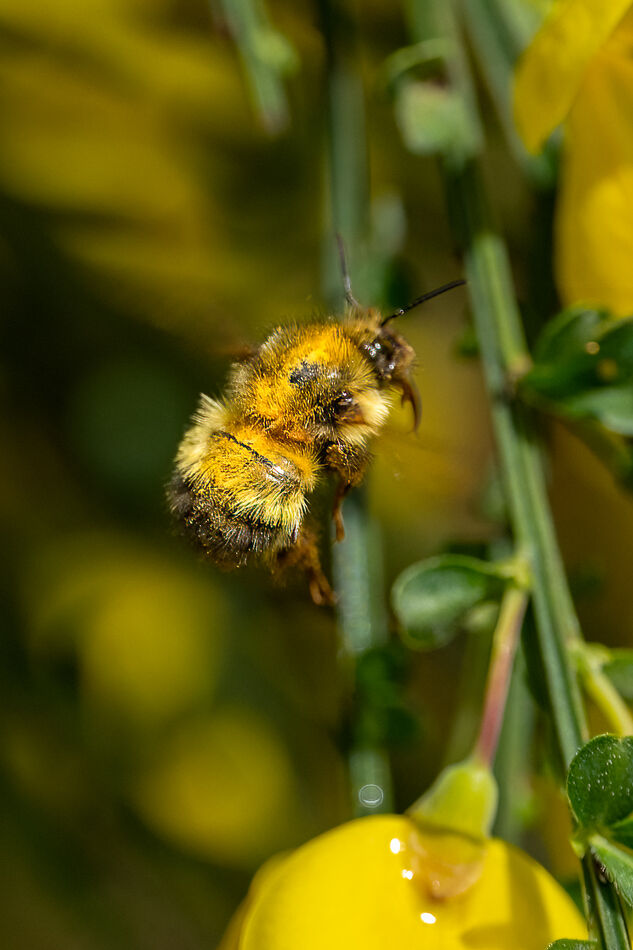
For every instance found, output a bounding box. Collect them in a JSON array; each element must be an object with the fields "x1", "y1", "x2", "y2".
[
  {"x1": 168, "y1": 426, "x2": 312, "y2": 568},
  {"x1": 168, "y1": 471, "x2": 290, "y2": 566}
]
